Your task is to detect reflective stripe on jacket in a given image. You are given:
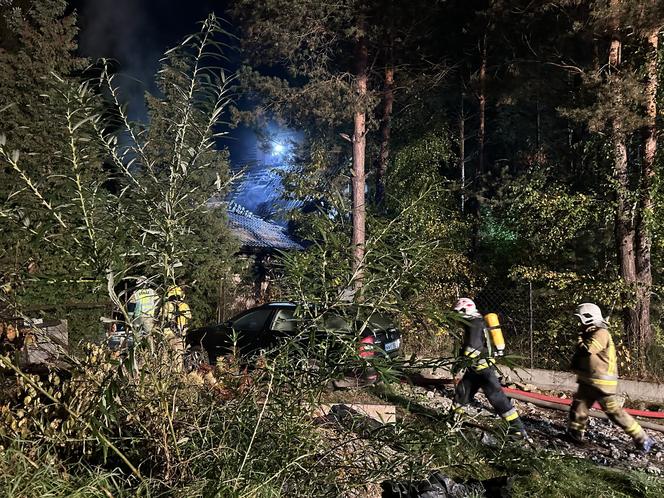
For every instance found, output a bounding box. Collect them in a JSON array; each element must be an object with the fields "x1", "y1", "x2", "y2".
[
  {"x1": 459, "y1": 316, "x2": 493, "y2": 371},
  {"x1": 130, "y1": 288, "x2": 158, "y2": 320},
  {"x1": 571, "y1": 326, "x2": 618, "y2": 394}
]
